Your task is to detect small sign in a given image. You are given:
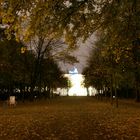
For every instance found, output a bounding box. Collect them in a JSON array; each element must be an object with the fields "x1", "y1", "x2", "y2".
[{"x1": 9, "y1": 96, "x2": 16, "y2": 106}]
